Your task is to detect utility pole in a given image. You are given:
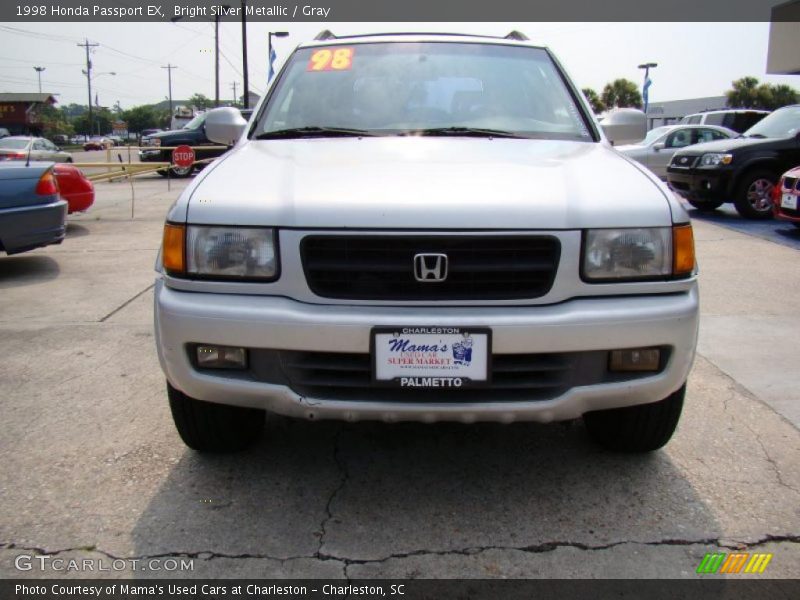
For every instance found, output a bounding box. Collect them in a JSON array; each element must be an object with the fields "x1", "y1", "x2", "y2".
[
  {"x1": 241, "y1": 0, "x2": 249, "y2": 108},
  {"x1": 162, "y1": 63, "x2": 177, "y2": 118},
  {"x1": 214, "y1": 14, "x2": 221, "y2": 107},
  {"x1": 33, "y1": 66, "x2": 45, "y2": 93},
  {"x1": 231, "y1": 81, "x2": 238, "y2": 106},
  {"x1": 78, "y1": 39, "x2": 99, "y2": 135}
]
